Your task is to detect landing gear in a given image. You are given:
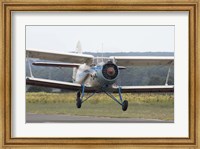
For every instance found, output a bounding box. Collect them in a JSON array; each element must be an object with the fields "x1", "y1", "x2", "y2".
[
  {"x1": 122, "y1": 100, "x2": 128, "y2": 111},
  {"x1": 76, "y1": 85, "x2": 96, "y2": 109},
  {"x1": 75, "y1": 85, "x2": 128, "y2": 111},
  {"x1": 76, "y1": 91, "x2": 82, "y2": 108},
  {"x1": 104, "y1": 87, "x2": 128, "y2": 111},
  {"x1": 76, "y1": 85, "x2": 84, "y2": 109}
]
